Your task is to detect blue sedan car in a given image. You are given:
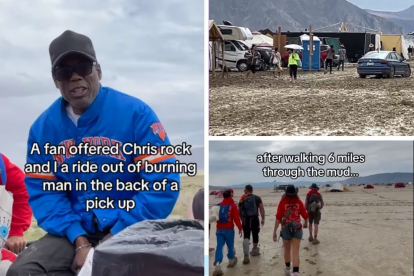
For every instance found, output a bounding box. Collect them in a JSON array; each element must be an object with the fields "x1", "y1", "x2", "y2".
[{"x1": 357, "y1": 51, "x2": 411, "y2": 78}]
